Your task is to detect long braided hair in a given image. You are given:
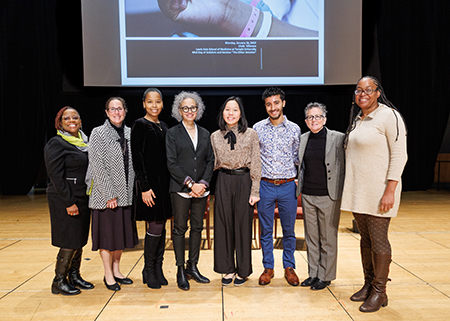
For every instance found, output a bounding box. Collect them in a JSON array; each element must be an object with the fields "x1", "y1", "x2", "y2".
[{"x1": 344, "y1": 76, "x2": 407, "y2": 148}]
